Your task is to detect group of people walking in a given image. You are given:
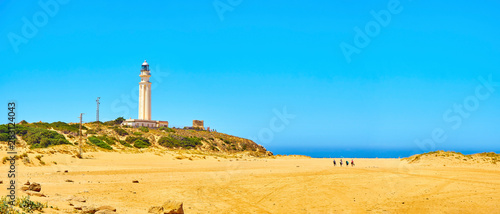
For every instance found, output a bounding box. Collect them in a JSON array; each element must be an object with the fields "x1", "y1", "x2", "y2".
[{"x1": 333, "y1": 159, "x2": 354, "y2": 167}]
